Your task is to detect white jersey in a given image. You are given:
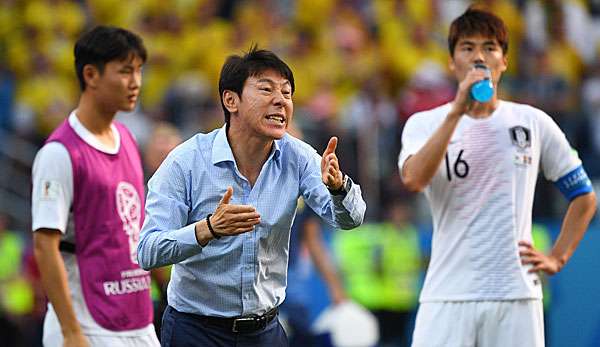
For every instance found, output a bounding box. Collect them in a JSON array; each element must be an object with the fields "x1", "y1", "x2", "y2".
[
  {"x1": 32, "y1": 111, "x2": 156, "y2": 341},
  {"x1": 398, "y1": 101, "x2": 580, "y2": 302}
]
